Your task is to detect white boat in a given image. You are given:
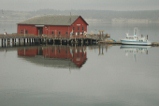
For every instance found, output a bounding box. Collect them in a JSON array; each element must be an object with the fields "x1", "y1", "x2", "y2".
[{"x1": 120, "y1": 28, "x2": 152, "y2": 46}]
